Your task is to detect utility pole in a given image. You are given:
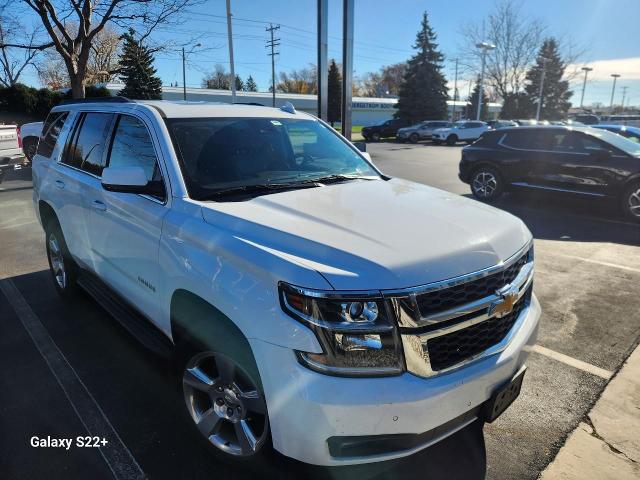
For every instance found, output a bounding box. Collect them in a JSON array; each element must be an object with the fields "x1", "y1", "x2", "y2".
[
  {"x1": 610, "y1": 74, "x2": 620, "y2": 110},
  {"x1": 535, "y1": 57, "x2": 549, "y2": 121},
  {"x1": 451, "y1": 58, "x2": 458, "y2": 122},
  {"x1": 579, "y1": 66, "x2": 593, "y2": 108},
  {"x1": 621, "y1": 86, "x2": 628, "y2": 111},
  {"x1": 182, "y1": 47, "x2": 186, "y2": 101},
  {"x1": 341, "y1": 0, "x2": 354, "y2": 140},
  {"x1": 226, "y1": 0, "x2": 236, "y2": 103},
  {"x1": 476, "y1": 42, "x2": 496, "y2": 121},
  {"x1": 266, "y1": 24, "x2": 280, "y2": 107}
]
